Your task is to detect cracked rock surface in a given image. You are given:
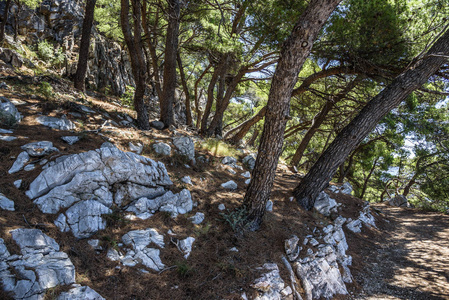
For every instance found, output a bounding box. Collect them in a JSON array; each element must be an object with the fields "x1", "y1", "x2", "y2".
[
  {"x1": 0, "y1": 229, "x2": 75, "y2": 300},
  {"x1": 26, "y1": 147, "x2": 192, "y2": 239}
]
